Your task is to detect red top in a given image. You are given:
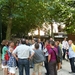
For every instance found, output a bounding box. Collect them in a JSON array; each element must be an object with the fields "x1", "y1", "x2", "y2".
[{"x1": 46, "y1": 44, "x2": 51, "y2": 53}]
